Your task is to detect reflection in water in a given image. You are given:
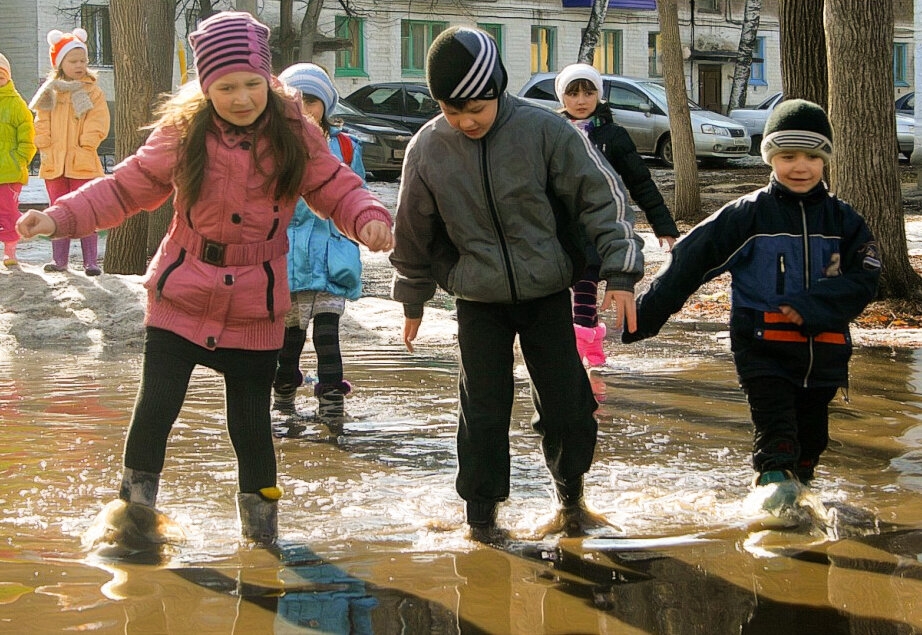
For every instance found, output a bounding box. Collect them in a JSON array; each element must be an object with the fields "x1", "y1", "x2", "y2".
[{"x1": 1, "y1": 328, "x2": 922, "y2": 632}]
